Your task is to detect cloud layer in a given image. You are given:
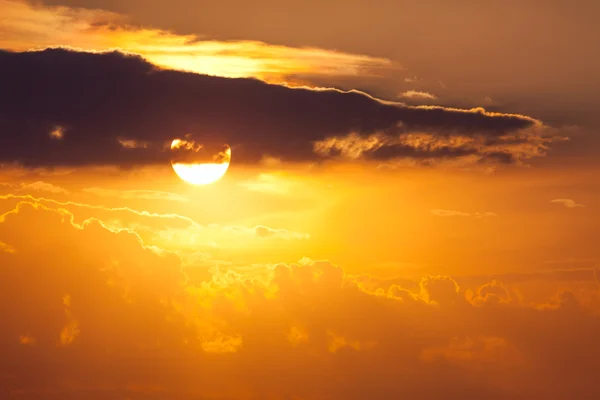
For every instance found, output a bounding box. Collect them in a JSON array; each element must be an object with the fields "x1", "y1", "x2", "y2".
[
  {"x1": 0, "y1": 48, "x2": 549, "y2": 168},
  {"x1": 1, "y1": 199, "x2": 599, "y2": 399},
  {"x1": 0, "y1": 0, "x2": 395, "y2": 83}
]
